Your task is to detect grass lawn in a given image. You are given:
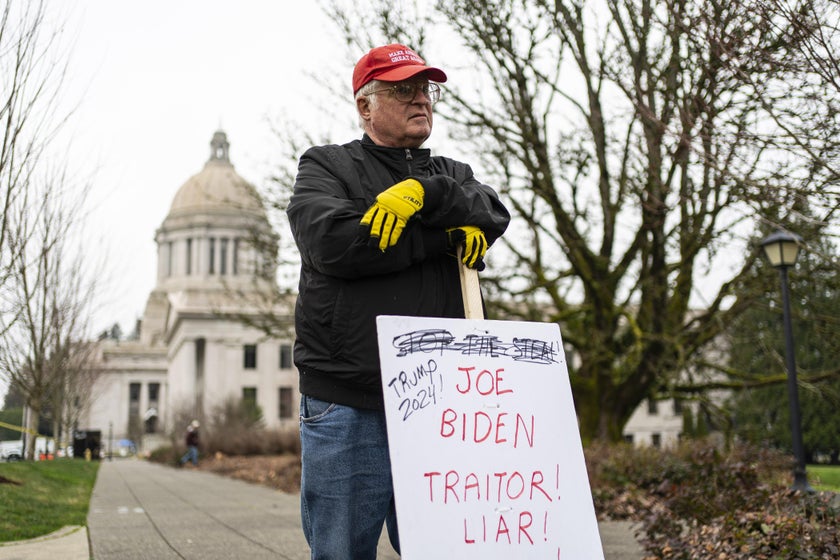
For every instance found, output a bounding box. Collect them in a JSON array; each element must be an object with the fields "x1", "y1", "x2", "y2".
[
  {"x1": 808, "y1": 464, "x2": 840, "y2": 492},
  {"x1": 0, "y1": 459, "x2": 99, "y2": 542}
]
